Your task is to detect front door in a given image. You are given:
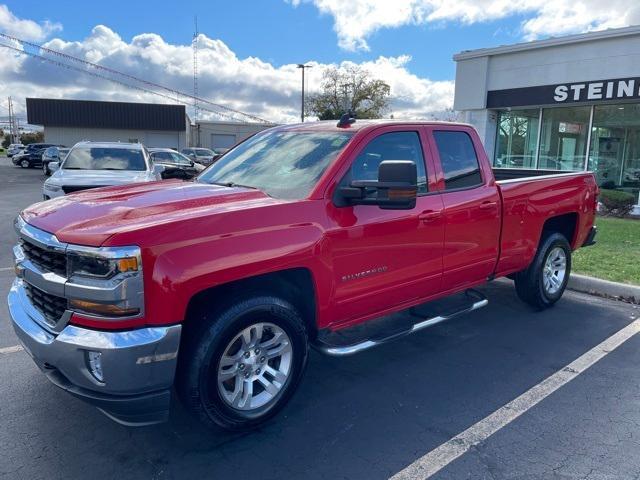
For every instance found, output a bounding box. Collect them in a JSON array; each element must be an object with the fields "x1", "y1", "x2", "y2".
[{"x1": 325, "y1": 127, "x2": 445, "y2": 327}]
